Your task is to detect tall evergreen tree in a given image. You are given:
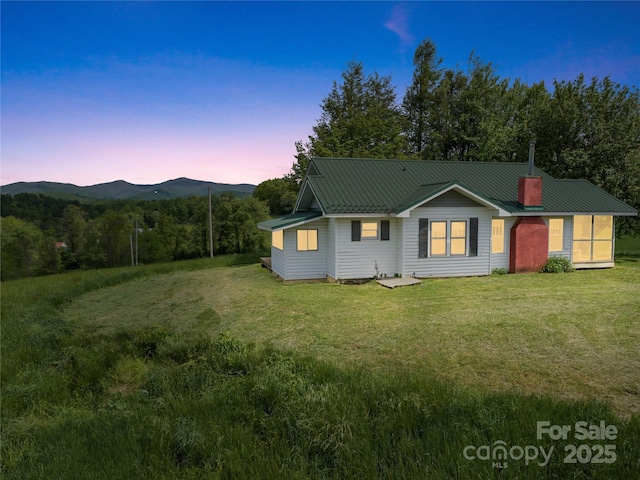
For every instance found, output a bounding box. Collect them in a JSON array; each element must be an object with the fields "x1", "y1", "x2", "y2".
[
  {"x1": 292, "y1": 61, "x2": 406, "y2": 178},
  {"x1": 402, "y1": 39, "x2": 442, "y2": 159}
]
